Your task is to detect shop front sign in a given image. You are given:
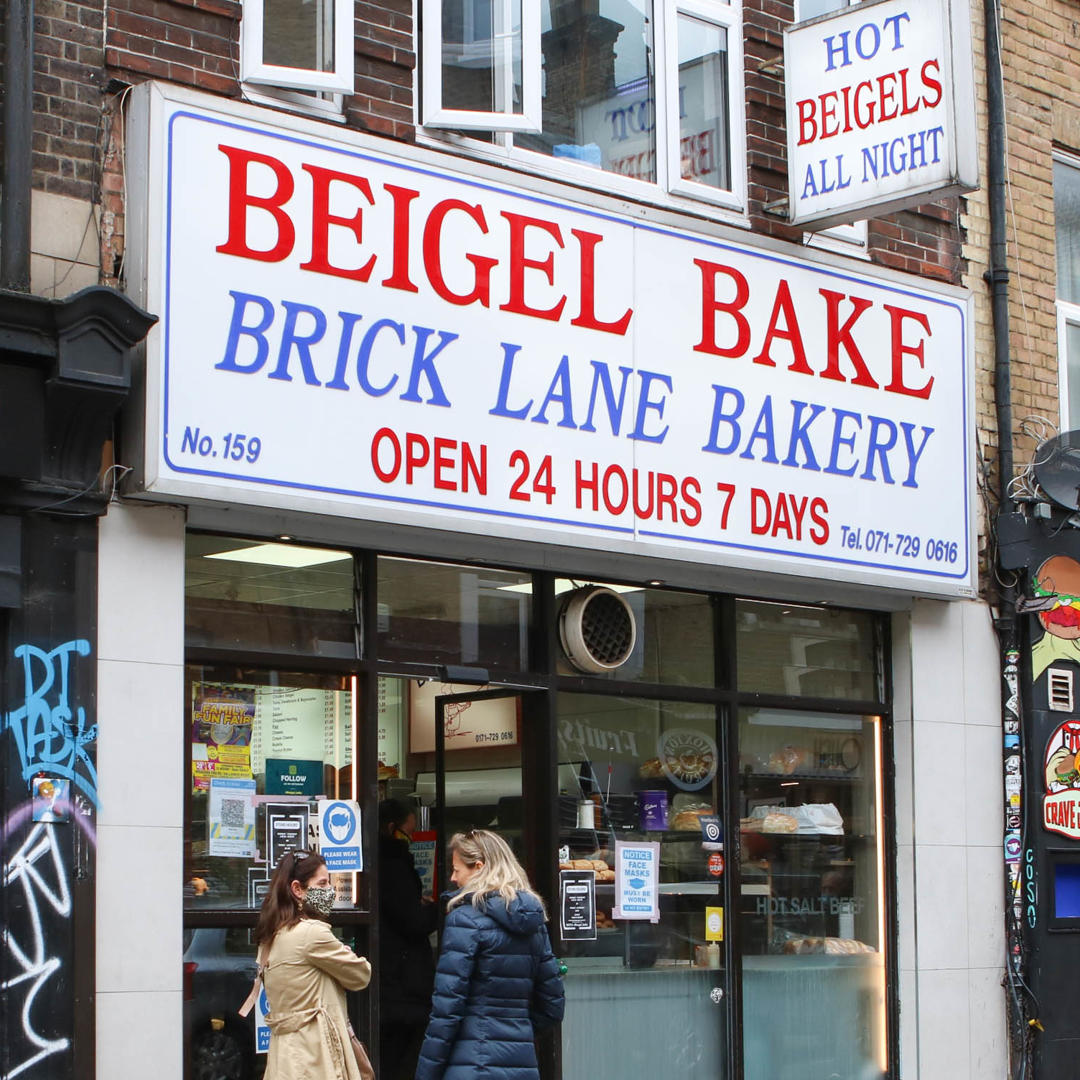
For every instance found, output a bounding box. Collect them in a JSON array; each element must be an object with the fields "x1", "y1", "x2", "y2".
[
  {"x1": 131, "y1": 84, "x2": 974, "y2": 597},
  {"x1": 784, "y1": 0, "x2": 977, "y2": 228}
]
